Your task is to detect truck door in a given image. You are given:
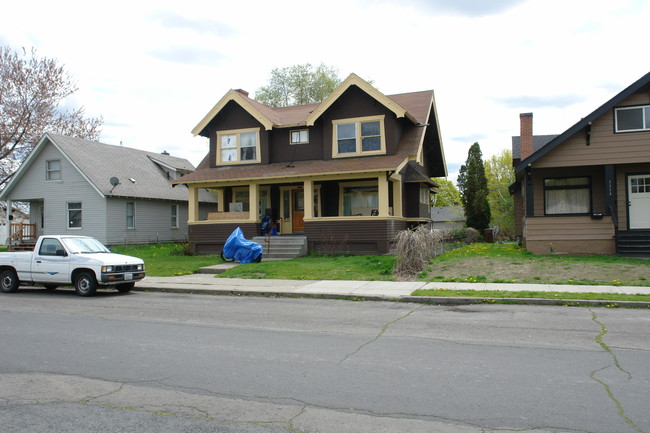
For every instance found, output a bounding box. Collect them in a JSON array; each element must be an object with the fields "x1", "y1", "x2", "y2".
[{"x1": 32, "y1": 238, "x2": 70, "y2": 284}]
